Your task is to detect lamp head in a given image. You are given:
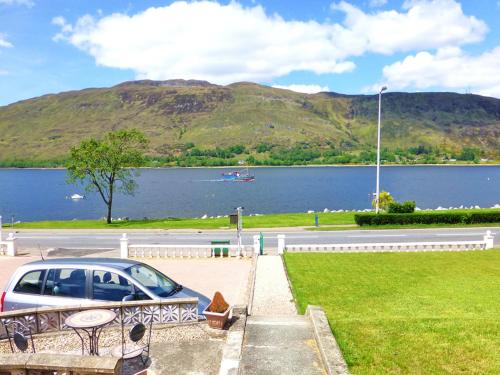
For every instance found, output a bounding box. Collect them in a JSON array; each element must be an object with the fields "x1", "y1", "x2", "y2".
[{"x1": 380, "y1": 86, "x2": 387, "y2": 93}]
